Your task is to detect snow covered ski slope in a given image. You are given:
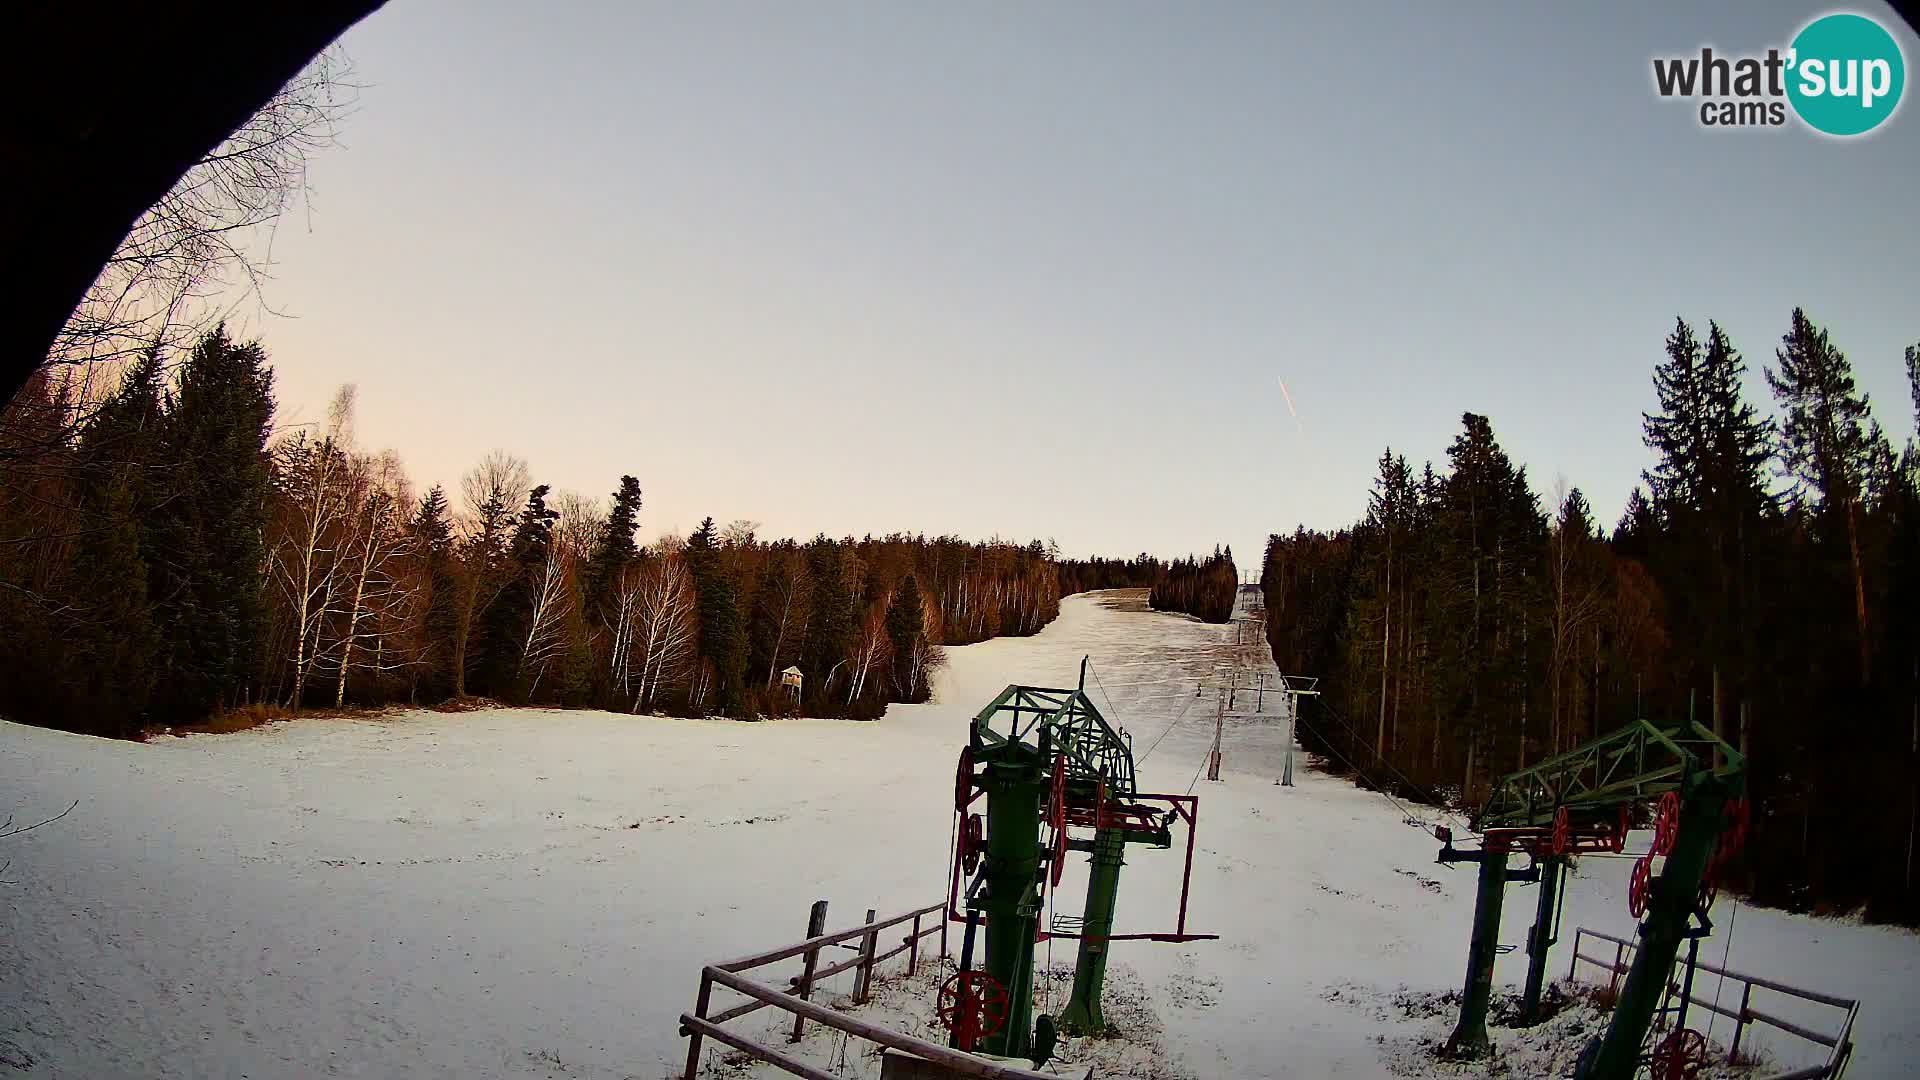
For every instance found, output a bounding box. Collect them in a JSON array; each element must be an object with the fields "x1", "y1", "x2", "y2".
[{"x1": 0, "y1": 591, "x2": 1913, "y2": 1078}]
